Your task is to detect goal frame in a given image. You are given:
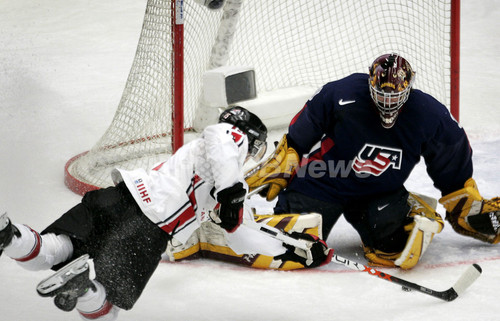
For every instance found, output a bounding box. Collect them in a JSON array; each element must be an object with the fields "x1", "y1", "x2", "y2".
[{"x1": 64, "y1": 0, "x2": 462, "y2": 195}]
